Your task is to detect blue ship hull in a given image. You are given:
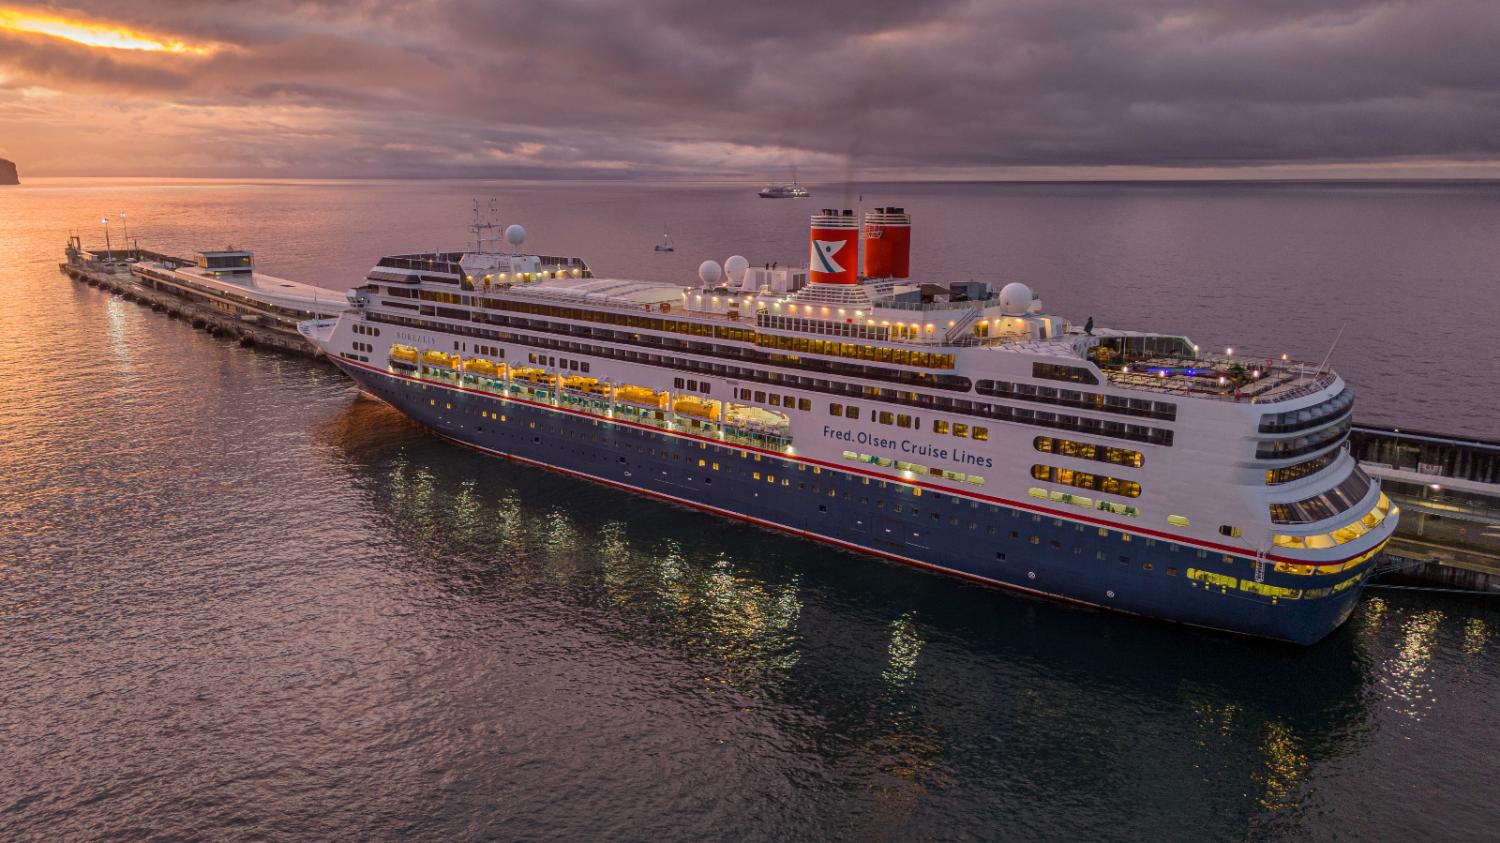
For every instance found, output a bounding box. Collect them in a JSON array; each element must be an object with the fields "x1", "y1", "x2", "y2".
[{"x1": 333, "y1": 357, "x2": 1374, "y2": 645}]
